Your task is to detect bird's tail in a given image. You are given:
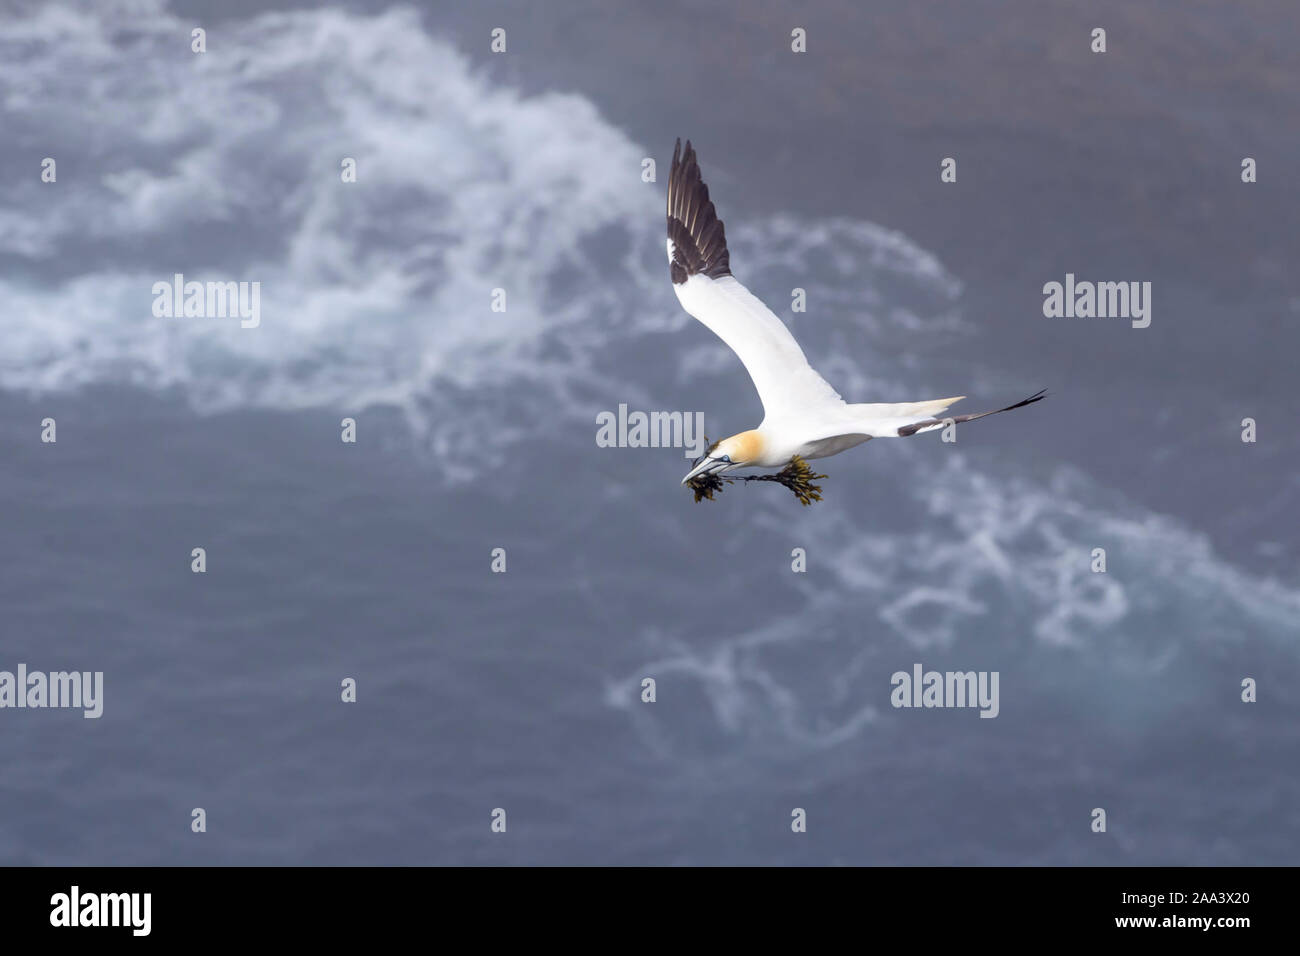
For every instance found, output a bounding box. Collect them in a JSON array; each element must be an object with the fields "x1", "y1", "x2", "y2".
[{"x1": 848, "y1": 396, "x2": 966, "y2": 421}]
